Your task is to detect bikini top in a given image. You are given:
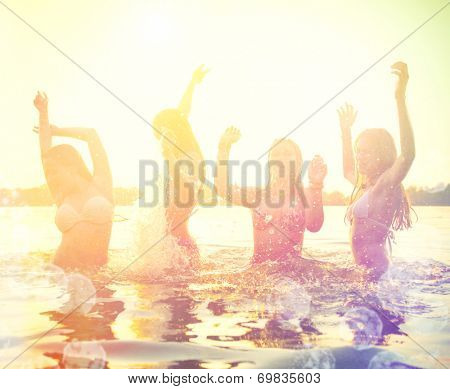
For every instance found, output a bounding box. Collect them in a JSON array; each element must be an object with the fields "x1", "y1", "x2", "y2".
[
  {"x1": 349, "y1": 190, "x2": 371, "y2": 219},
  {"x1": 252, "y1": 199, "x2": 305, "y2": 232},
  {"x1": 55, "y1": 196, "x2": 114, "y2": 233},
  {"x1": 347, "y1": 189, "x2": 396, "y2": 250}
]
